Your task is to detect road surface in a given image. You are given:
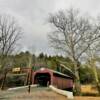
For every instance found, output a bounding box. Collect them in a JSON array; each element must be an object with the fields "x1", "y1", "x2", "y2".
[
  {"x1": 0, "y1": 87, "x2": 100, "y2": 100},
  {"x1": 0, "y1": 87, "x2": 67, "y2": 100}
]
